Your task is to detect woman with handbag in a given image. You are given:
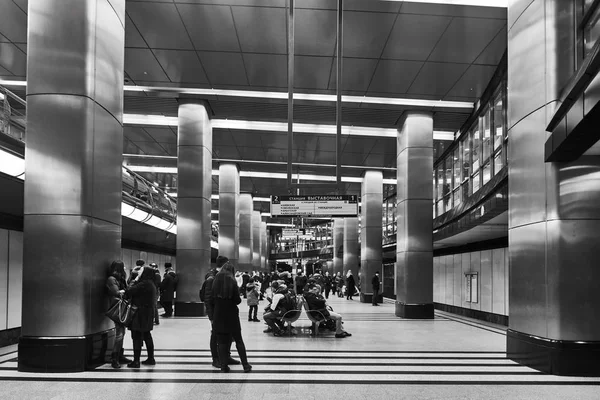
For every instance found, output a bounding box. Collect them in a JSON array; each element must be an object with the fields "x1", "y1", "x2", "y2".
[
  {"x1": 124, "y1": 266, "x2": 157, "y2": 368},
  {"x1": 106, "y1": 260, "x2": 132, "y2": 369},
  {"x1": 212, "y1": 262, "x2": 252, "y2": 373}
]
